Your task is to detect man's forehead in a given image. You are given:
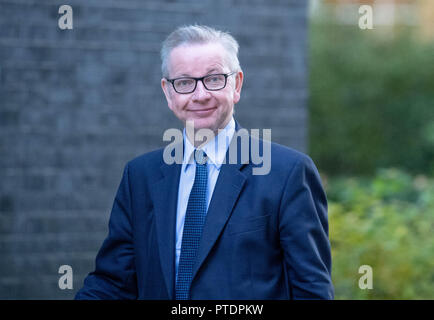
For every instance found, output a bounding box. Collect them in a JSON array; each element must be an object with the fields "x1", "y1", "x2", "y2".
[{"x1": 168, "y1": 42, "x2": 229, "y2": 76}]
